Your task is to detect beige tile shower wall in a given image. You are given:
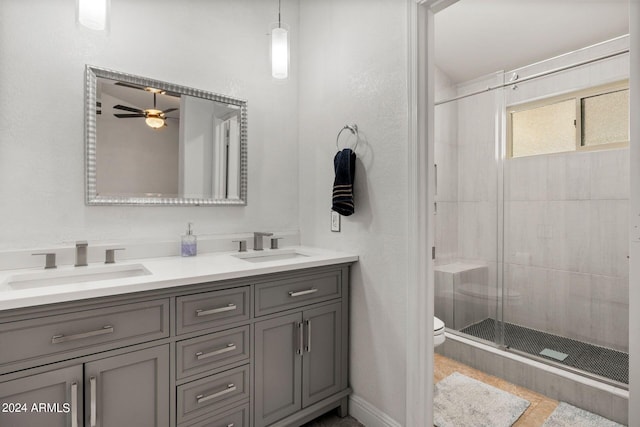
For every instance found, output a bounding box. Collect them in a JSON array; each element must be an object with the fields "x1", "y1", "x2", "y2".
[{"x1": 504, "y1": 149, "x2": 629, "y2": 351}]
